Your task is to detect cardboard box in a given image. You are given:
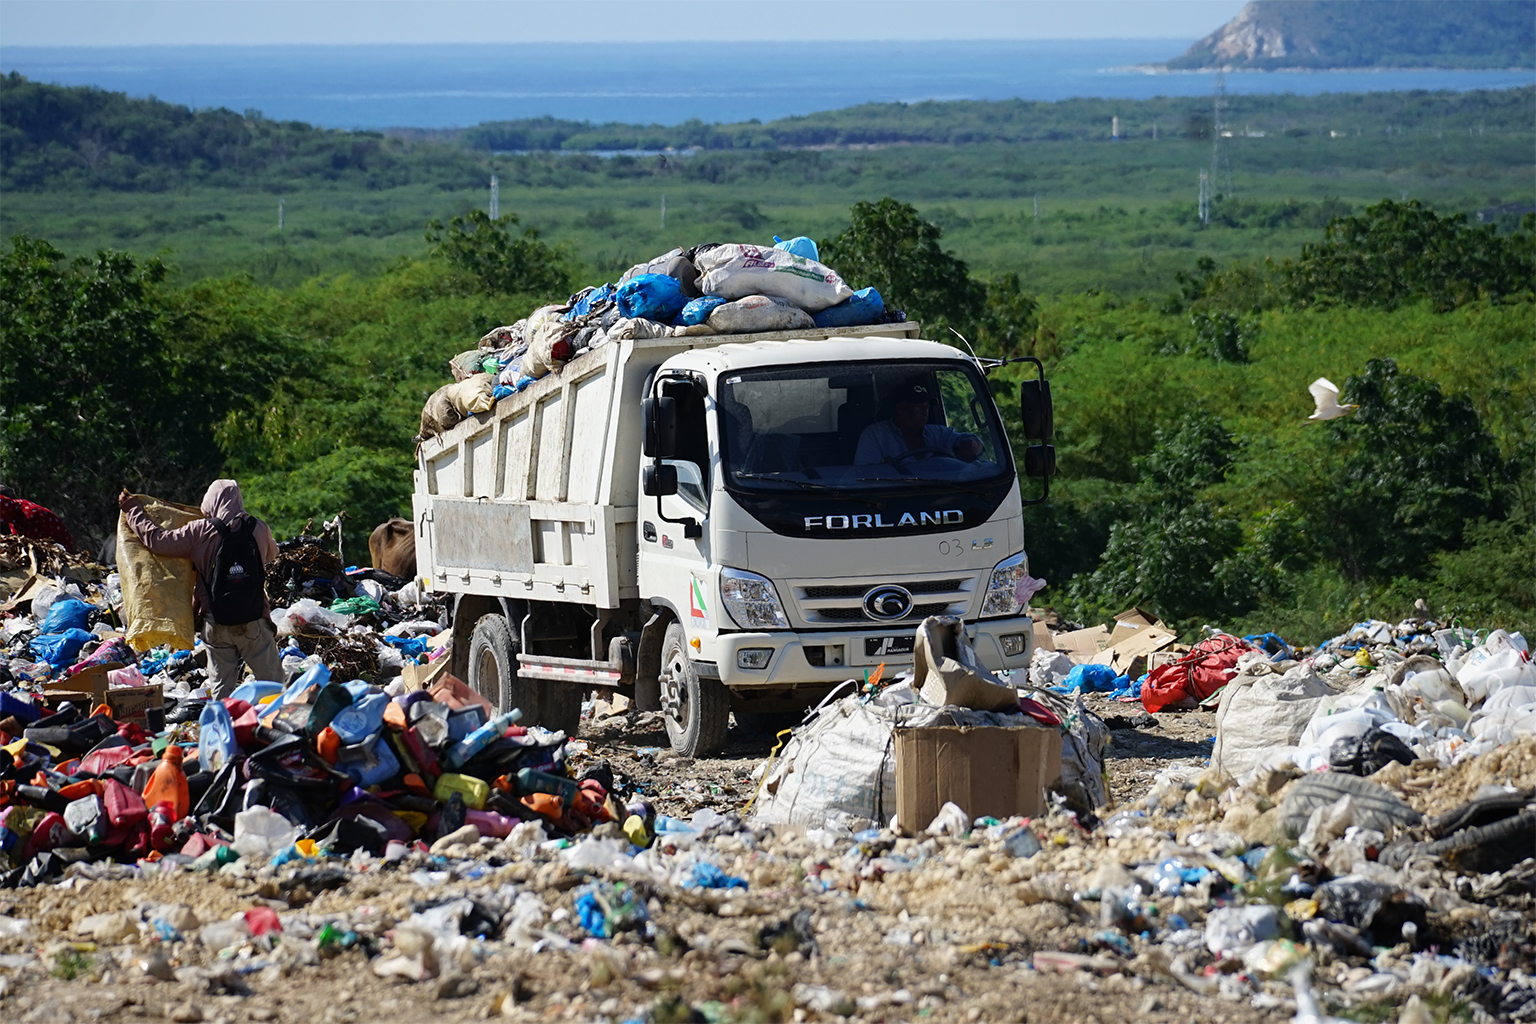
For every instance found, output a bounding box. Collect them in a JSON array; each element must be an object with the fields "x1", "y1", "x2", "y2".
[
  {"x1": 1108, "y1": 606, "x2": 1163, "y2": 645},
  {"x1": 43, "y1": 663, "x2": 164, "y2": 727},
  {"x1": 1090, "y1": 625, "x2": 1180, "y2": 678},
  {"x1": 895, "y1": 722, "x2": 1063, "y2": 833},
  {"x1": 1051, "y1": 625, "x2": 1111, "y2": 661}
]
